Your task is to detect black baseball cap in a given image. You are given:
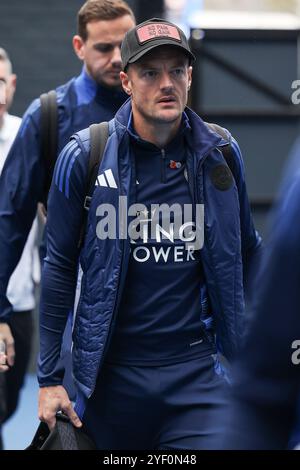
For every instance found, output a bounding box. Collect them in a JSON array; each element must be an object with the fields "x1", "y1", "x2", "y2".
[{"x1": 121, "y1": 18, "x2": 195, "y2": 70}]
